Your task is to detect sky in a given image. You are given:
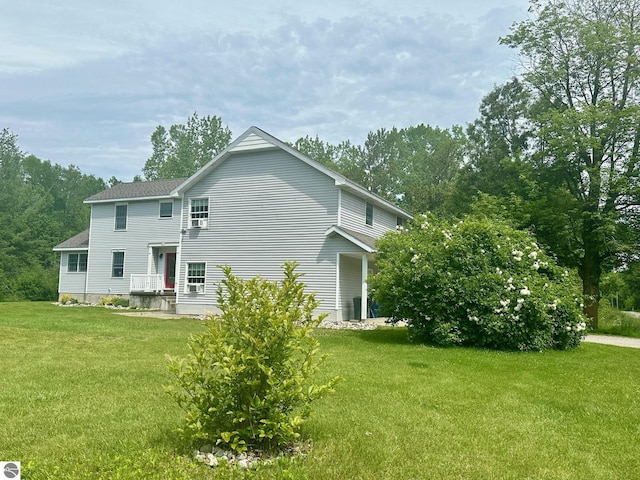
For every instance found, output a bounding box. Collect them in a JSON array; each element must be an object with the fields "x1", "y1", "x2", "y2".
[{"x1": 0, "y1": 0, "x2": 530, "y2": 181}]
